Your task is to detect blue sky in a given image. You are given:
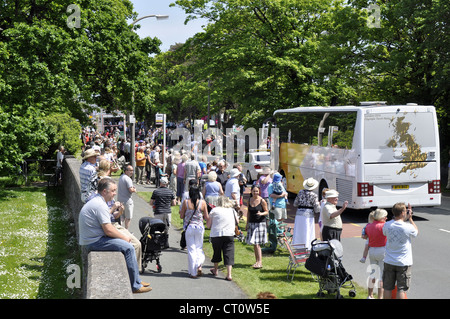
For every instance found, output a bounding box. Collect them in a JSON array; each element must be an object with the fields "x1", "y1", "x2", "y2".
[{"x1": 129, "y1": 0, "x2": 208, "y2": 52}]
